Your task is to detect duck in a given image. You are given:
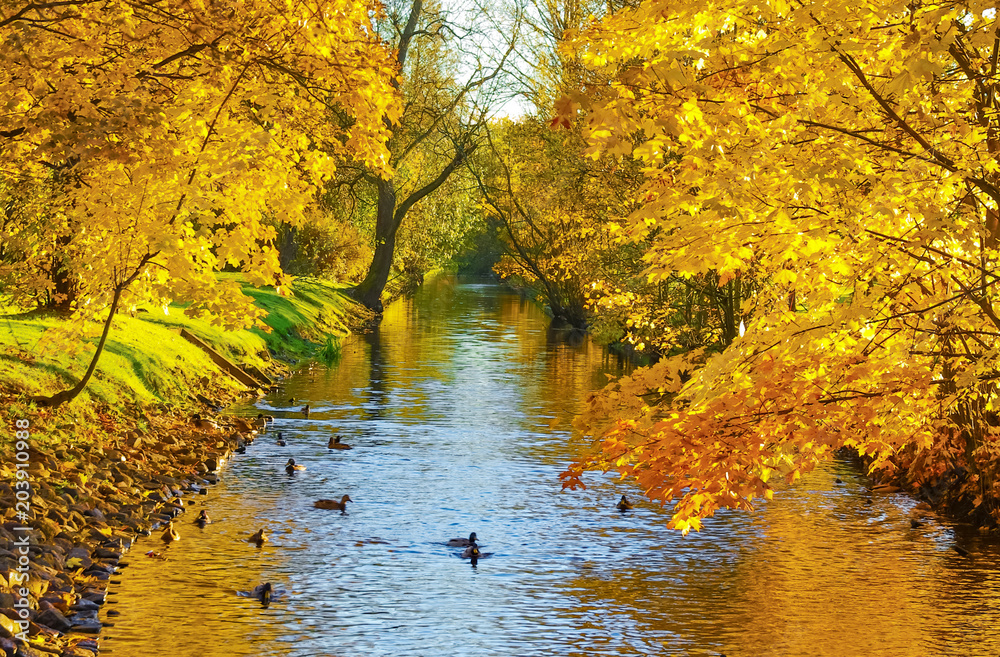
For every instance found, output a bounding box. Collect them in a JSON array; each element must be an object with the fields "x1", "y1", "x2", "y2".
[
  {"x1": 248, "y1": 528, "x2": 268, "y2": 547},
  {"x1": 253, "y1": 582, "x2": 273, "y2": 606},
  {"x1": 328, "y1": 435, "x2": 352, "y2": 450},
  {"x1": 160, "y1": 521, "x2": 180, "y2": 544},
  {"x1": 461, "y1": 542, "x2": 492, "y2": 560},
  {"x1": 616, "y1": 494, "x2": 634, "y2": 511},
  {"x1": 191, "y1": 414, "x2": 220, "y2": 431},
  {"x1": 300, "y1": 404, "x2": 310, "y2": 416},
  {"x1": 276, "y1": 432, "x2": 287, "y2": 447},
  {"x1": 314, "y1": 495, "x2": 352, "y2": 514},
  {"x1": 244, "y1": 582, "x2": 287, "y2": 606},
  {"x1": 447, "y1": 532, "x2": 477, "y2": 547},
  {"x1": 285, "y1": 458, "x2": 306, "y2": 473},
  {"x1": 194, "y1": 510, "x2": 210, "y2": 527},
  {"x1": 253, "y1": 413, "x2": 269, "y2": 430}
]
